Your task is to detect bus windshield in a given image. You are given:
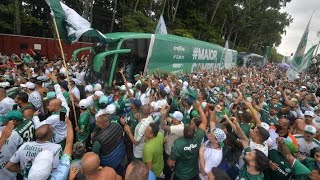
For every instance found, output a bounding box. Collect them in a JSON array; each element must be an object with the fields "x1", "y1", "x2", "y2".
[{"x1": 84, "y1": 41, "x2": 119, "y2": 85}]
